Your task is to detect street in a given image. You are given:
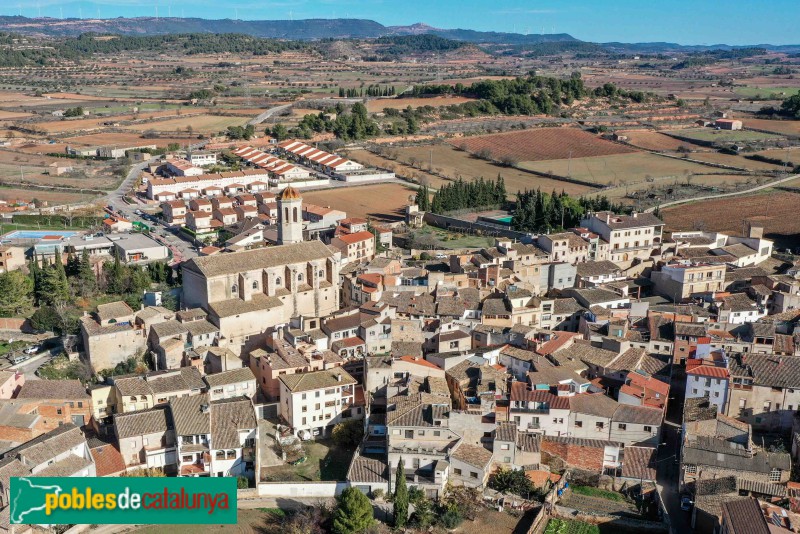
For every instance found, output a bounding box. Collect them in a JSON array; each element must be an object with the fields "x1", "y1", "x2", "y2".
[
  {"x1": 106, "y1": 159, "x2": 199, "y2": 264},
  {"x1": 657, "y1": 364, "x2": 692, "y2": 533}
]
